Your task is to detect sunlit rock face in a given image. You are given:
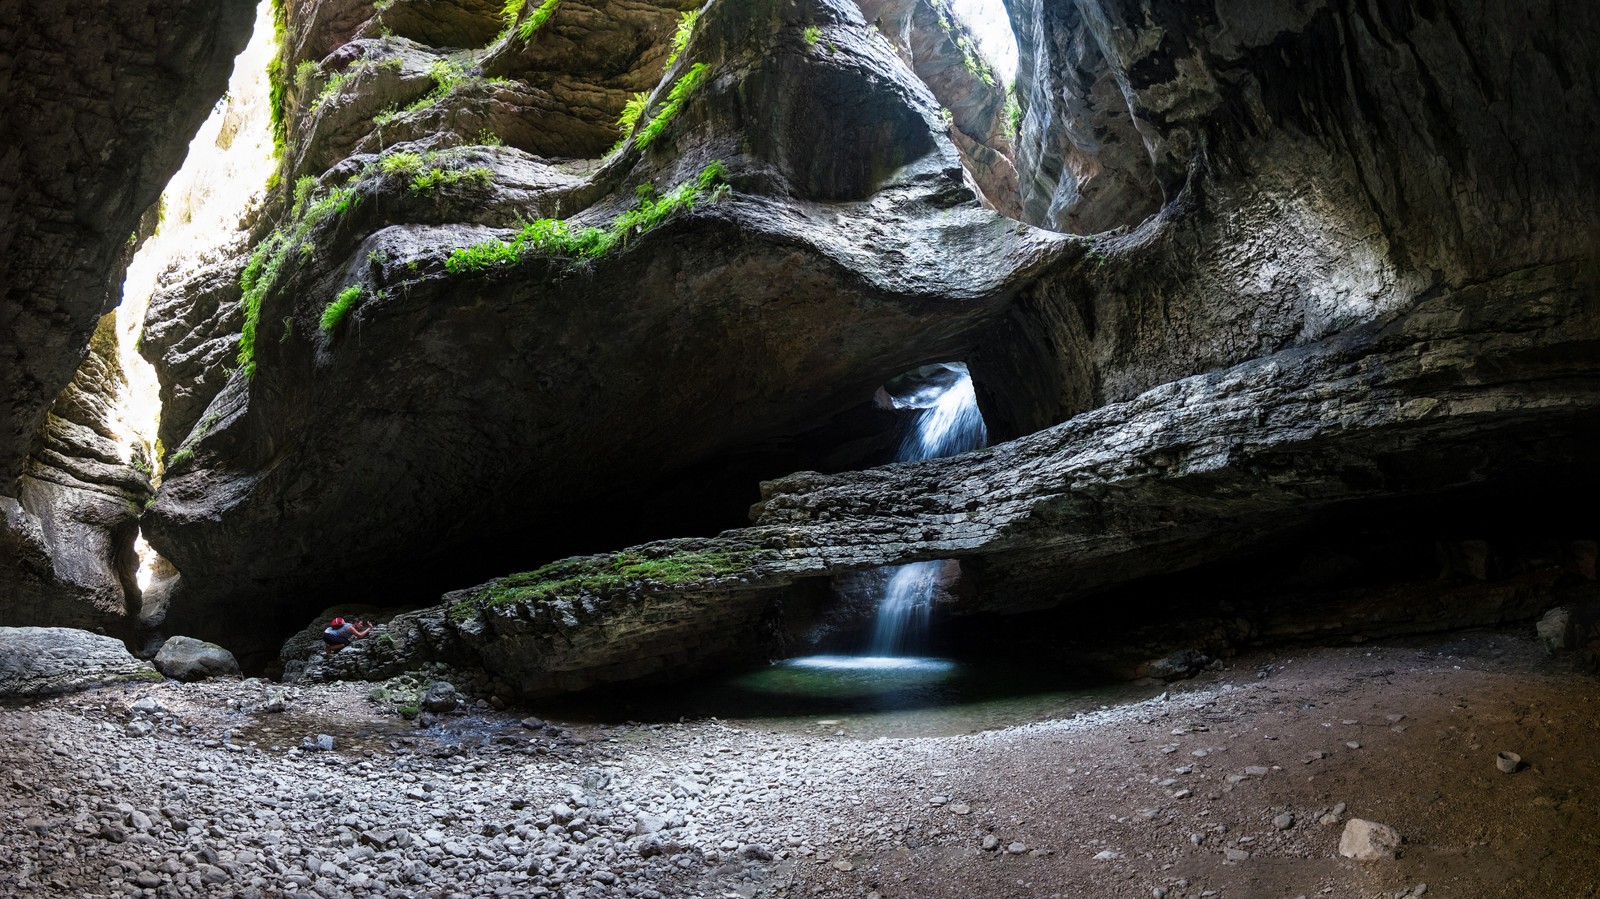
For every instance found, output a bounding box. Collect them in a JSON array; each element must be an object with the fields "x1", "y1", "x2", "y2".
[
  {"x1": 0, "y1": 316, "x2": 153, "y2": 633},
  {"x1": 0, "y1": 0, "x2": 256, "y2": 489},
  {"x1": 858, "y1": 0, "x2": 1021, "y2": 218}
]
